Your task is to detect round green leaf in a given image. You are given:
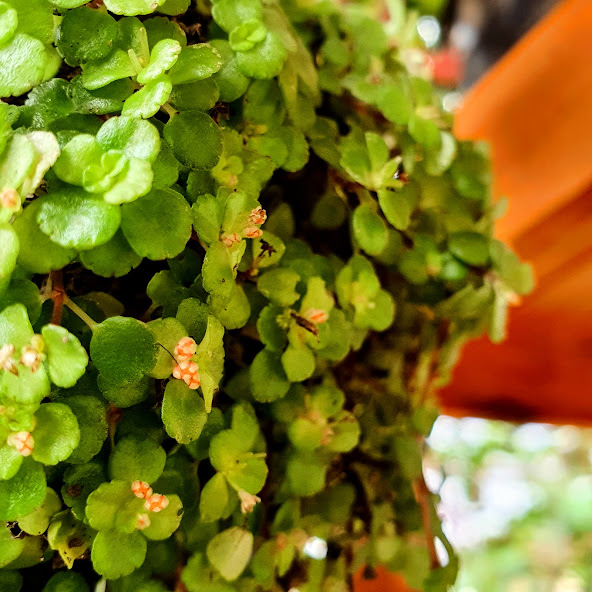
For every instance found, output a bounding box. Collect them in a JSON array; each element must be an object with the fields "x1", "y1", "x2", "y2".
[
  {"x1": 0, "y1": 34, "x2": 47, "y2": 98},
  {"x1": 32, "y1": 403, "x2": 80, "y2": 465},
  {"x1": 36, "y1": 189, "x2": 121, "y2": 251},
  {"x1": 42, "y1": 572, "x2": 90, "y2": 592},
  {"x1": 0, "y1": 3, "x2": 17, "y2": 46},
  {"x1": 162, "y1": 380, "x2": 207, "y2": 444},
  {"x1": 235, "y1": 32, "x2": 288, "y2": 80},
  {"x1": 90, "y1": 316, "x2": 157, "y2": 384},
  {"x1": 7, "y1": 0, "x2": 53, "y2": 43},
  {"x1": 448, "y1": 231, "x2": 491, "y2": 267},
  {"x1": 211, "y1": 0, "x2": 262, "y2": 33},
  {"x1": 0, "y1": 365, "x2": 50, "y2": 407},
  {"x1": 210, "y1": 39, "x2": 250, "y2": 103},
  {"x1": 199, "y1": 473, "x2": 229, "y2": 523},
  {"x1": 13, "y1": 201, "x2": 76, "y2": 274},
  {"x1": 18, "y1": 487, "x2": 62, "y2": 536},
  {"x1": 137, "y1": 39, "x2": 182, "y2": 84},
  {"x1": 108, "y1": 435, "x2": 166, "y2": 483},
  {"x1": 281, "y1": 344, "x2": 315, "y2": 383},
  {"x1": 85, "y1": 480, "x2": 134, "y2": 531},
  {"x1": 249, "y1": 349, "x2": 290, "y2": 403},
  {"x1": 206, "y1": 527, "x2": 253, "y2": 581},
  {"x1": 103, "y1": 0, "x2": 165, "y2": 16},
  {"x1": 56, "y1": 7, "x2": 118, "y2": 66},
  {"x1": 167, "y1": 44, "x2": 222, "y2": 85},
  {"x1": 164, "y1": 111, "x2": 222, "y2": 170},
  {"x1": 122, "y1": 76, "x2": 172, "y2": 119},
  {"x1": 97, "y1": 374, "x2": 152, "y2": 408},
  {"x1": 52, "y1": 134, "x2": 103, "y2": 186},
  {"x1": 157, "y1": 0, "x2": 190, "y2": 15},
  {"x1": 0, "y1": 523, "x2": 25, "y2": 568},
  {"x1": 62, "y1": 395, "x2": 108, "y2": 464},
  {"x1": 91, "y1": 529, "x2": 147, "y2": 579},
  {"x1": 79, "y1": 230, "x2": 142, "y2": 278},
  {"x1": 141, "y1": 493, "x2": 183, "y2": 540},
  {"x1": 96, "y1": 116, "x2": 161, "y2": 163},
  {"x1": 120, "y1": 187, "x2": 192, "y2": 260},
  {"x1": 352, "y1": 204, "x2": 388, "y2": 256},
  {"x1": 41, "y1": 325, "x2": 88, "y2": 388},
  {"x1": 169, "y1": 78, "x2": 219, "y2": 112},
  {"x1": 229, "y1": 19, "x2": 267, "y2": 53},
  {"x1": 0, "y1": 458, "x2": 47, "y2": 521}
]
